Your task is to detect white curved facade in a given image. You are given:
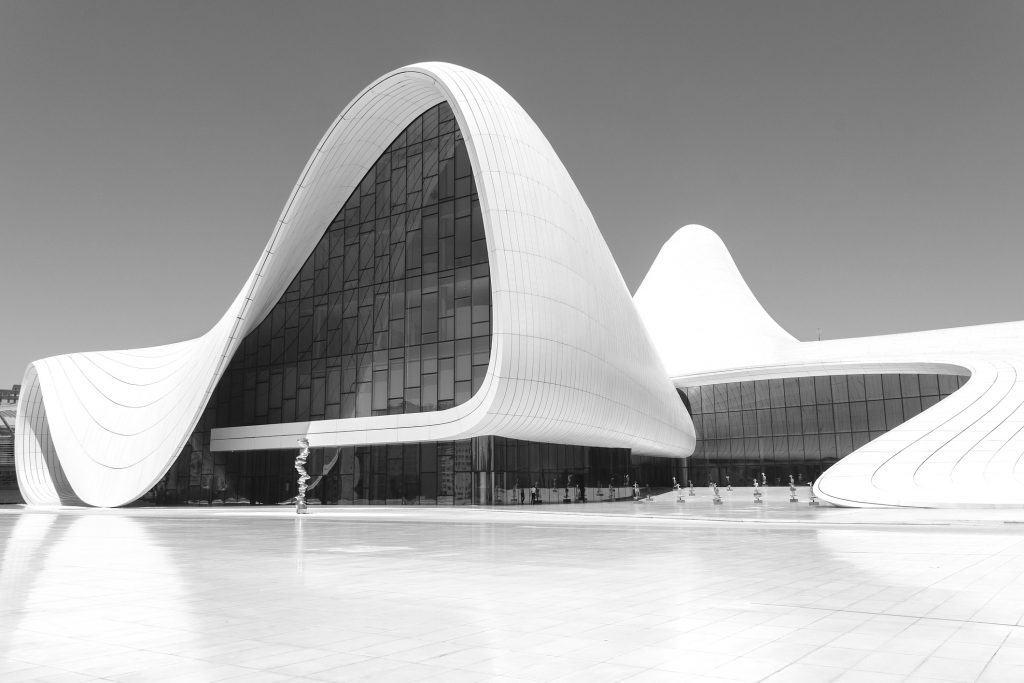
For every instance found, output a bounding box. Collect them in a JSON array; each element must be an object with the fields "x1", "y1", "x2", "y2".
[
  {"x1": 637, "y1": 224, "x2": 1024, "y2": 508},
  {"x1": 16, "y1": 63, "x2": 693, "y2": 508}
]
